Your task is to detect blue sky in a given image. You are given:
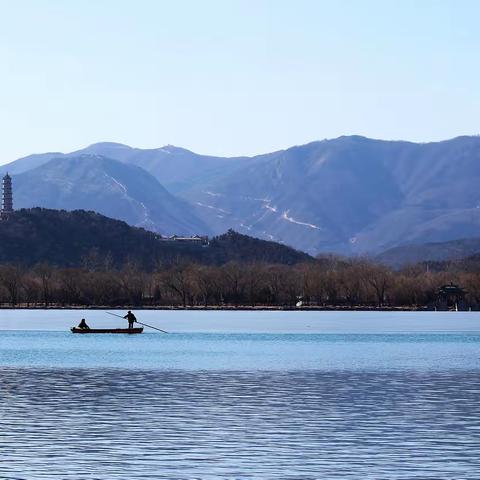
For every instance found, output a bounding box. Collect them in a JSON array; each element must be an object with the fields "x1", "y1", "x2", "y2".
[{"x1": 0, "y1": 0, "x2": 479, "y2": 162}]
